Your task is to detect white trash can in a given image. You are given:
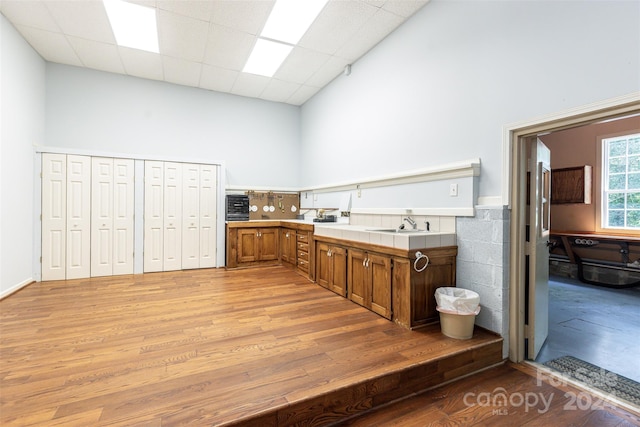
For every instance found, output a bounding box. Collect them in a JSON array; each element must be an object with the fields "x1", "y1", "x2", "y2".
[{"x1": 434, "y1": 287, "x2": 481, "y2": 340}]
